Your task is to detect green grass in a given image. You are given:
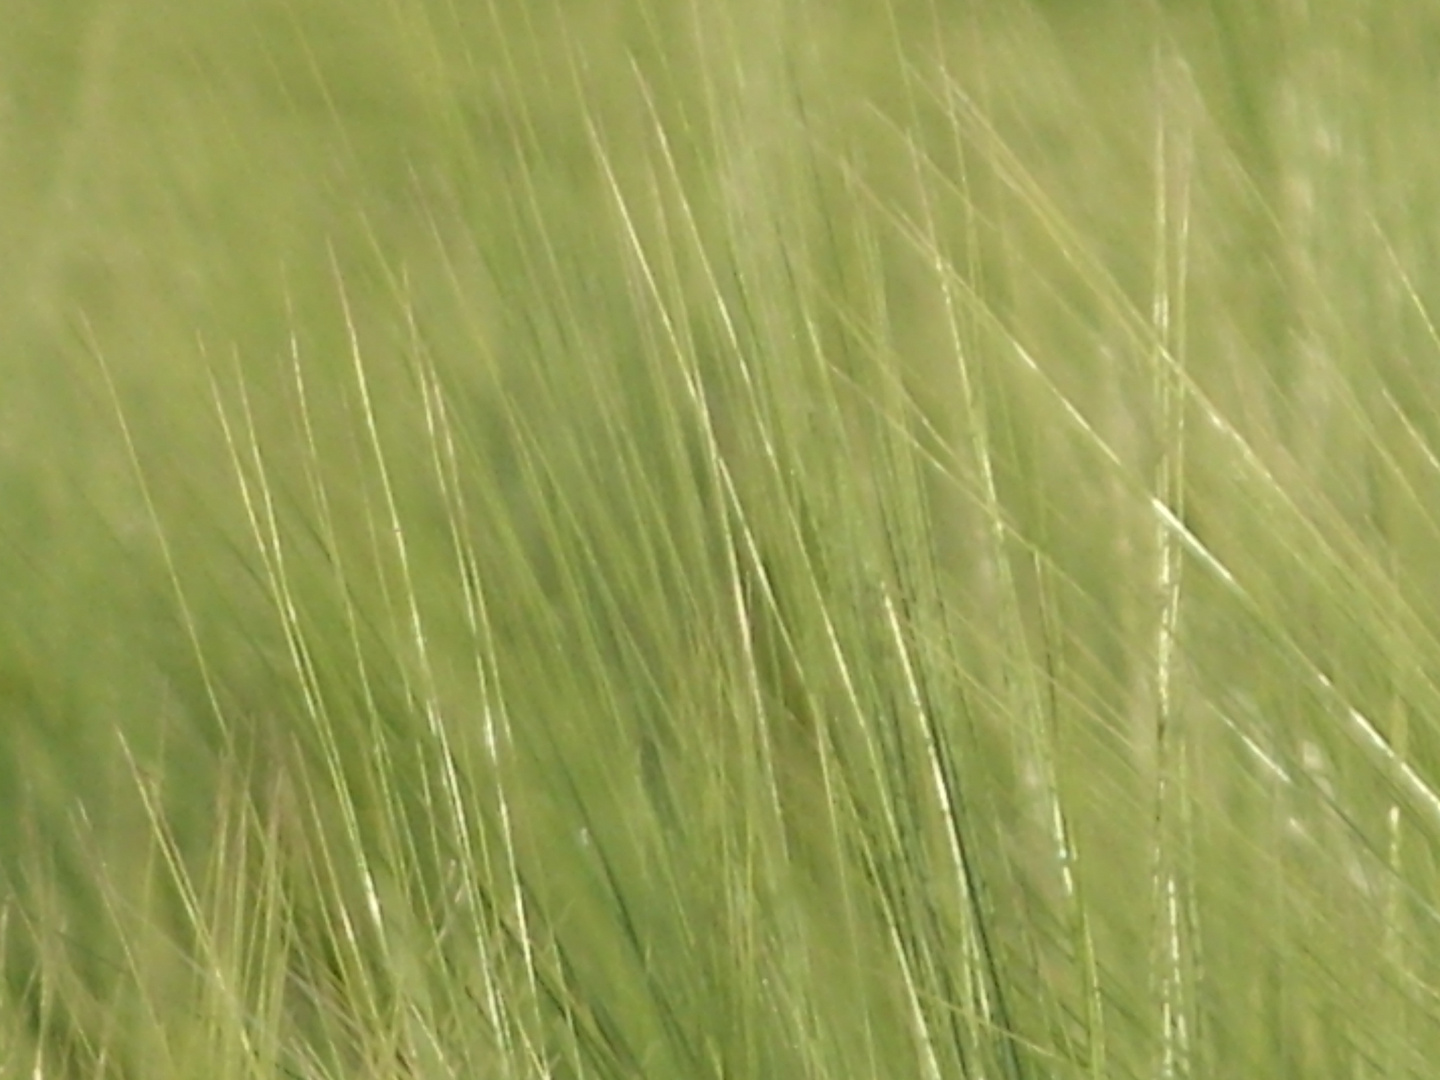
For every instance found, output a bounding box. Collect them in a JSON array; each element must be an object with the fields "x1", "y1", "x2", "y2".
[{"x1": 6, "y1": 0, "x2": 1440, "y2": 1076}]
